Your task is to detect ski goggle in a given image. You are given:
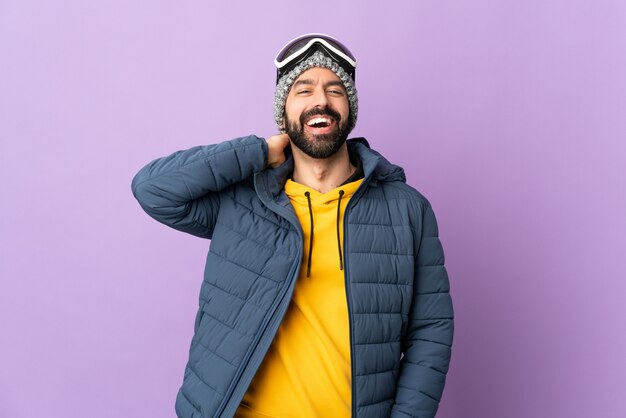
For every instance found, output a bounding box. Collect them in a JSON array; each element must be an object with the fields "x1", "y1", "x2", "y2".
[{"x1": 274, "y1": 34, "x2": 357, "y2": 82}]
